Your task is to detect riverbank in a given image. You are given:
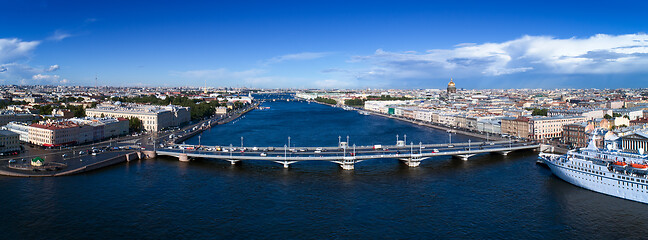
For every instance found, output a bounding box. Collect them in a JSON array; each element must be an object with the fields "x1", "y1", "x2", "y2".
[
  {"x1": 172, "y1": 102, "x2": 260, "y2": 144},
  {"x1": 0, "y1": 150, "x2": 142, "y2": 177},
  {"x1": 0, "y1": 101, "x2": 258, "y2": 177},
  {"x1": 310, "y1": 100, "x2": 507, "y2": 142}
]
